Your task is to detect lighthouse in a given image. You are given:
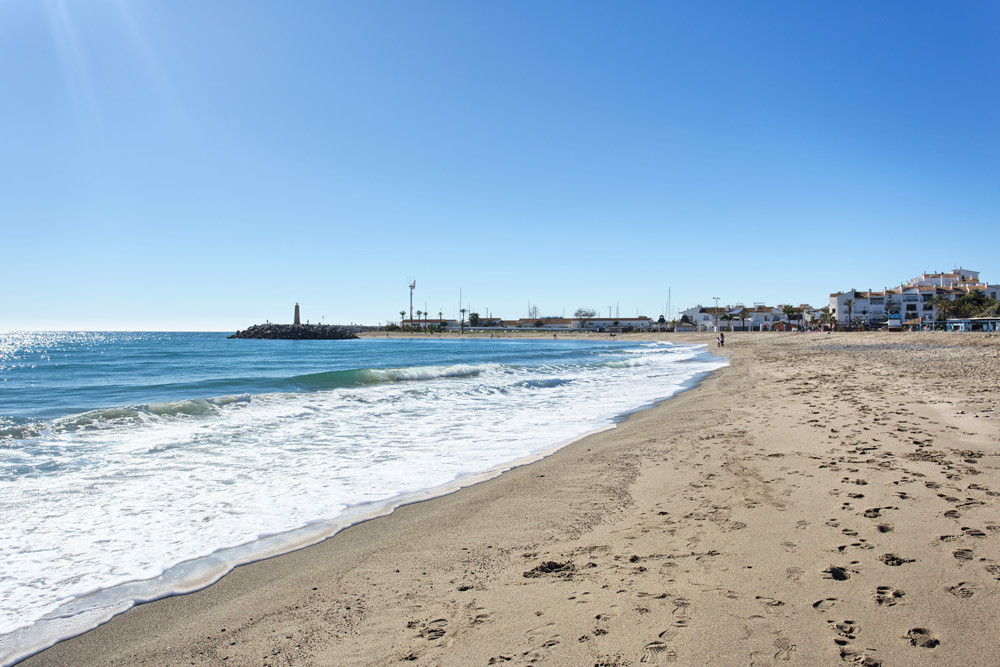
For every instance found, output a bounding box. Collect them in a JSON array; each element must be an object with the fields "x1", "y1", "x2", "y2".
[{"x1": 294, "y1": 302, "x2": 301, "y2": 326}]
